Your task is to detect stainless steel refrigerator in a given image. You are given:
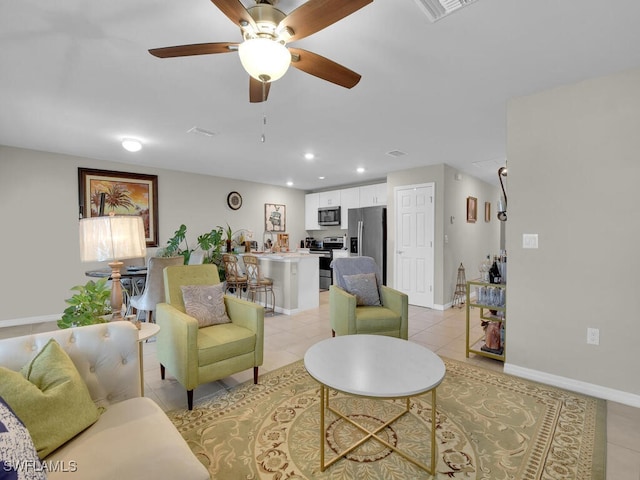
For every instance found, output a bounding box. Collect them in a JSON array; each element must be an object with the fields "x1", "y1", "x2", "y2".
[{"x1": 348, "y1": 206, "x2": 387, "y2": 284}]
